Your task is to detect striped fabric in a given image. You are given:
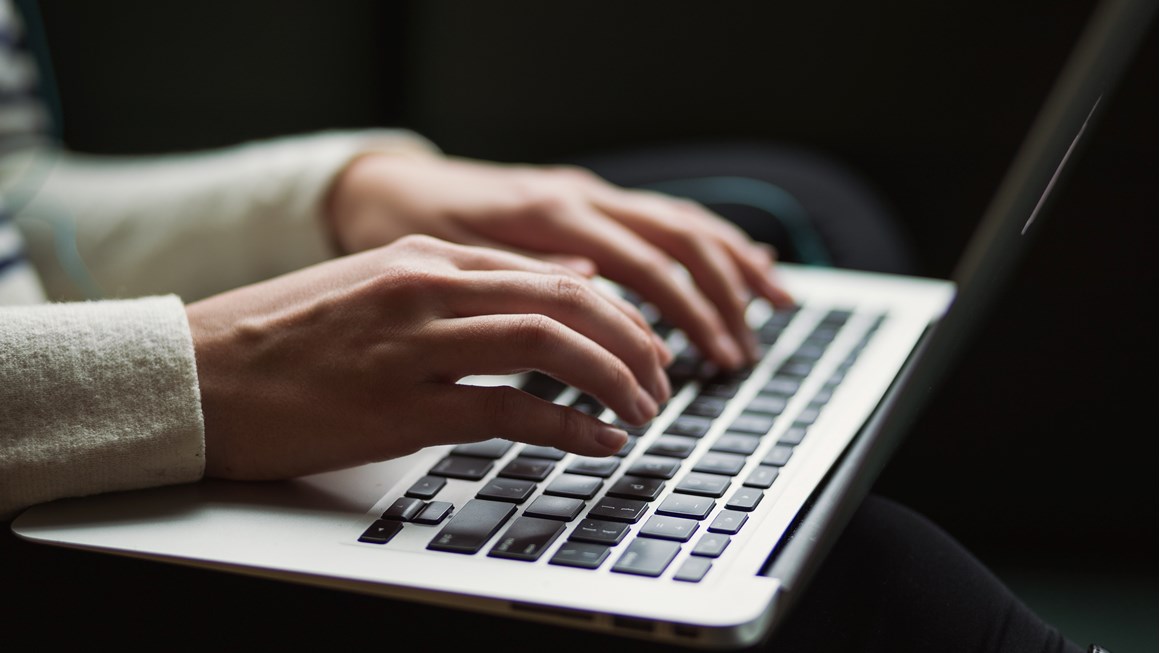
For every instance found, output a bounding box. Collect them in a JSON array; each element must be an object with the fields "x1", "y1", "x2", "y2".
[{"x1": 0, "y1": 0, "x2": 48, "y2": 304}]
